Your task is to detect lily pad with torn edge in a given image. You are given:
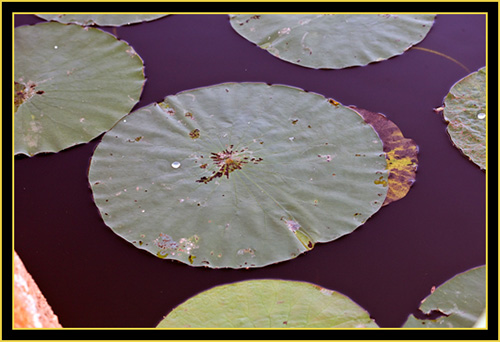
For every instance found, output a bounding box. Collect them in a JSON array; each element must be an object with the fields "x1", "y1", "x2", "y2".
[
  {"x1": 156, "y1": 279, "x2": 379, "y2": 328},
  {"x1": 402, "y1": 265, "x2": 486, "y2": 328},
  {"x1": 349, "y1": 106, "x2": 418, "y2": 206},
  {"x1": 436, "y1": 67, "x2": 486, "y2": 170},
  {"x1": 36, "y1": 14, "x2": 169, "y2": 27},
  {"x1": 229, "y1": 14, "x2": 436, "y2": 69},
  {"x1": 14, "y1": 22, "x2": 146, "y2": 156},
  {"x1": 88, "y1": 82, "x2": 389, "y2": 268}
]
